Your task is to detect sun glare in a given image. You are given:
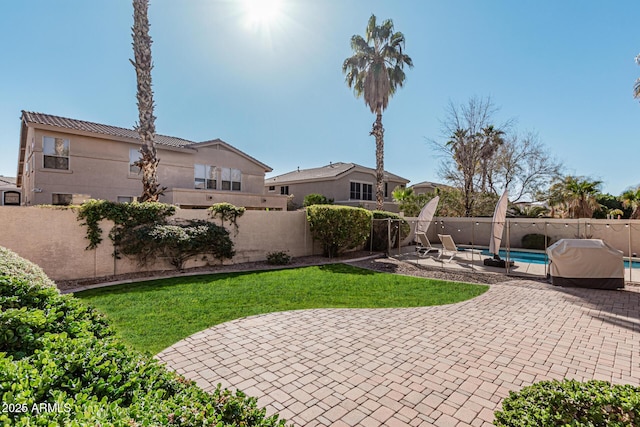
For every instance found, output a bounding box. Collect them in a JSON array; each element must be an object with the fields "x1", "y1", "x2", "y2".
[{"x1": 241, "y1": 0, "x2": 284, "y2": 30}]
